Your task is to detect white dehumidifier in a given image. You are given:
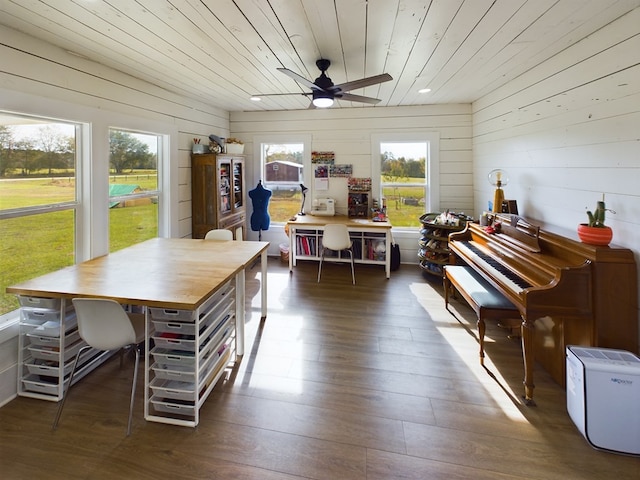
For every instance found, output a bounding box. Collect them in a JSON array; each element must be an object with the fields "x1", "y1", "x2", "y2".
[{"x1": 566, "y1": 345, "x2": 640, "y2": 455}]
